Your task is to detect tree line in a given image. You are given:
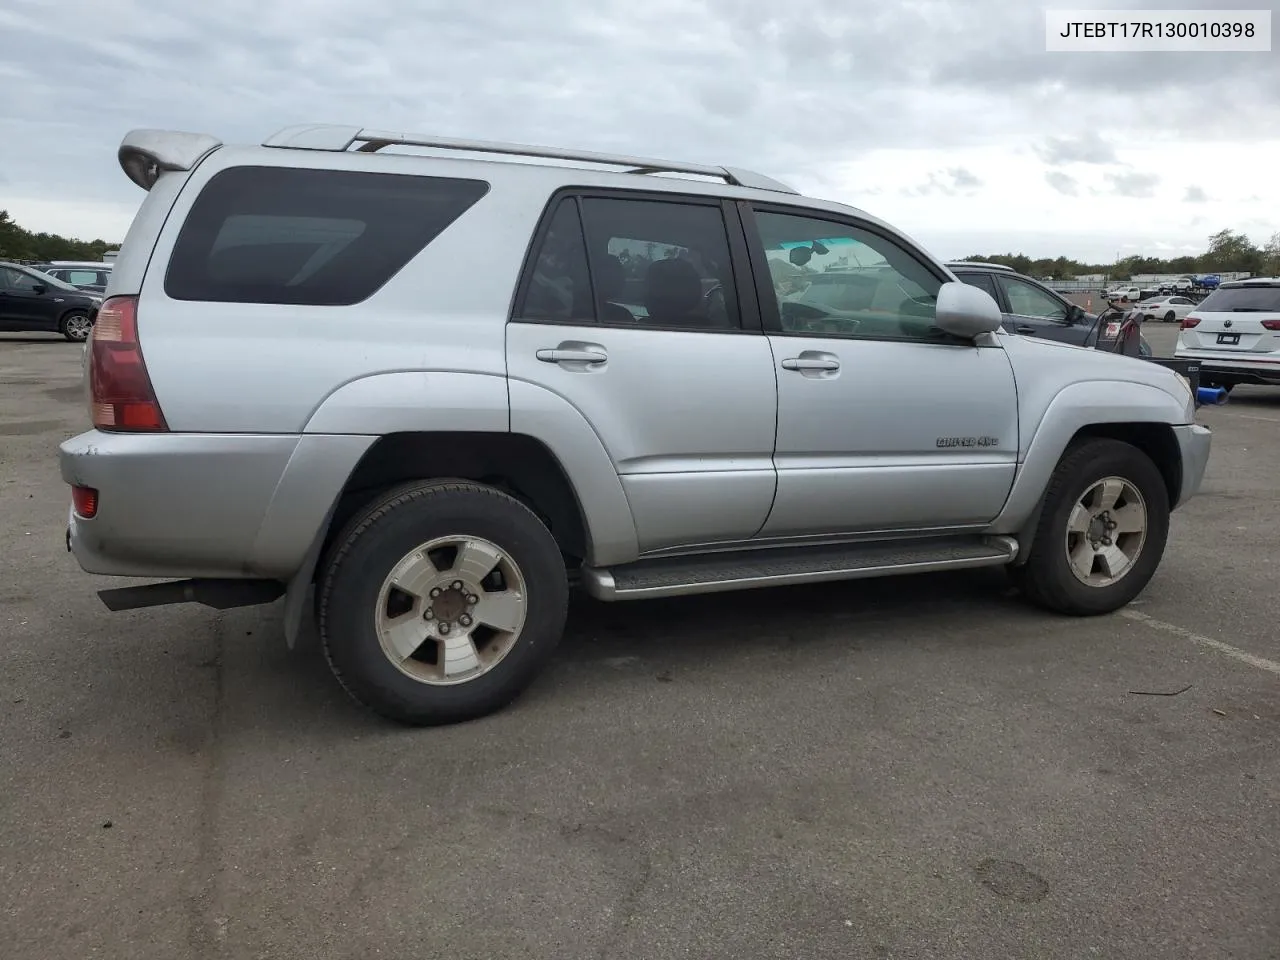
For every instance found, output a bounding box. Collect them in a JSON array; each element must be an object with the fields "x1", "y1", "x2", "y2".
[
  {"x1": 962, "y1": 229, "x2": 1280, "y2": 281},
  {"x1": 0, "y1": 210, "x2": 120, "y2": 264}
]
